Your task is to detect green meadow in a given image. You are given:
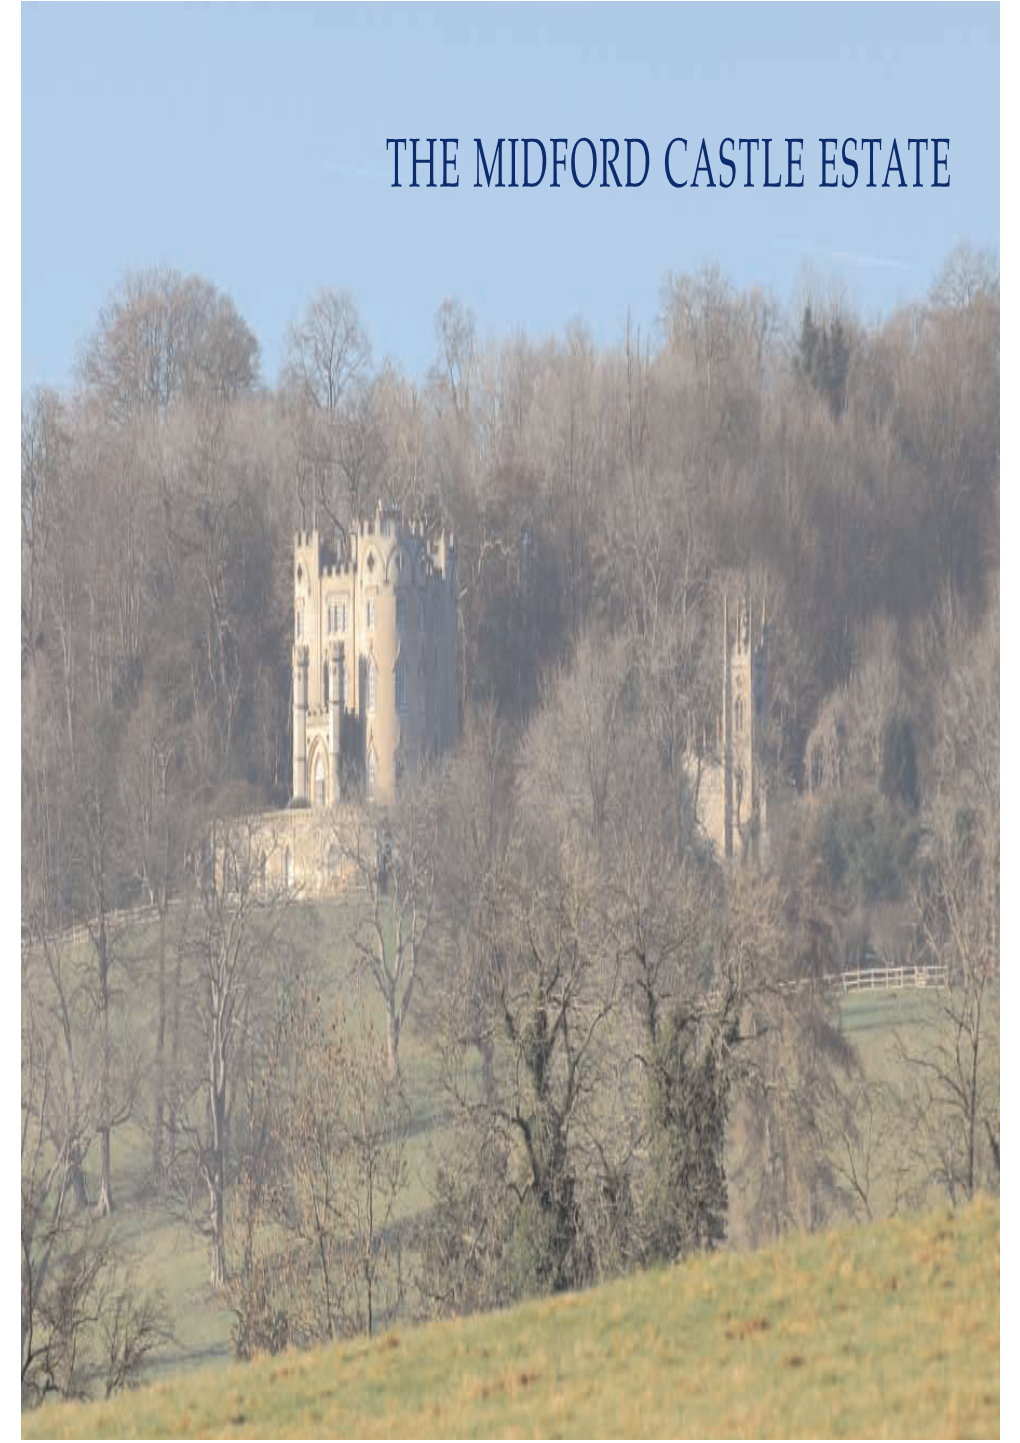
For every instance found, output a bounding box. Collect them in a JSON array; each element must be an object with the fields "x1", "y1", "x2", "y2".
[{"x1": 25, "y1": 1194, "x2": 999, "y2": 1440}]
